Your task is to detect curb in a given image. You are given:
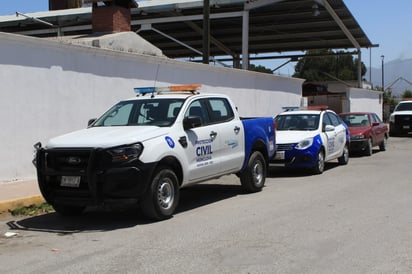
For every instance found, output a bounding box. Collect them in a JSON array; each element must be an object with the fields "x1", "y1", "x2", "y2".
[{"x1": 0, "y1": 195, "x2": 45, "y2": 217}]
